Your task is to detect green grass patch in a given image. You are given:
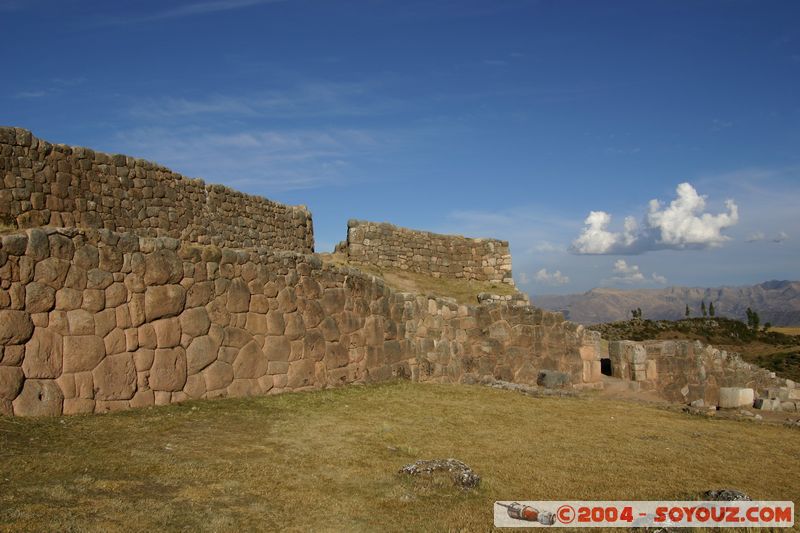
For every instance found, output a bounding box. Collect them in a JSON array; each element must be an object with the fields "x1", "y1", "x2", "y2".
[{"x1": 1, "y1": 382, "x2": 798, "y2": 532}]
